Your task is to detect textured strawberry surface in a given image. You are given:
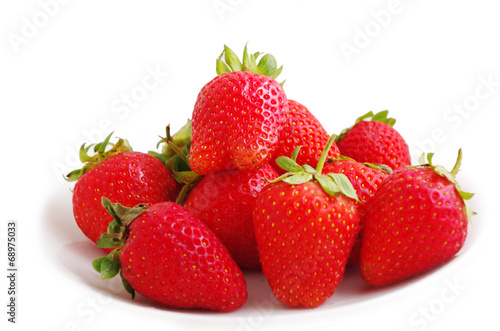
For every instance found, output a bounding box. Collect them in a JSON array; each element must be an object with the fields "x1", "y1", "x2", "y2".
[
  {"x1": 360, "y1": 167, "x2": 468, "y2": 286},
  {"x1": 270, "y1": 100, "x2": 339, "y2": 173},
  {"x1": 253, "y1": 181, "x2": 359, "y2": 307},
  {"x1": 190, "y1": 71, "x2": 288, "y2": 175},
  {"x1": 184, "y1": 164, "x2": 278, "y2": 270},
  {"x1": 72, "y1": 151, "x2": 178, "y2": 246},
  {"x1": 120, "y1": 202, "x2": 248, "y2": 312},
  {"x1": 337, "y1": 120, "x2": 411, "y2": 171},
  {"x1": 322, "y1": 159, "x2": 389, "y2": 265}
]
